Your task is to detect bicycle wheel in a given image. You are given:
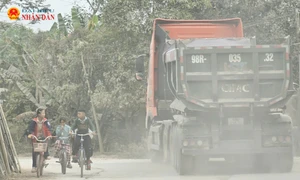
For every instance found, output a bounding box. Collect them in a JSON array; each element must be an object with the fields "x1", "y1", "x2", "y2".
[
  {"x1": 61, "y1": 151, "x2": 67, "y2": 174},
  {"x1": 36, "y1": 154, "x2": 40, "y2": 178},
  {"x1": 40, "y1": 155, "x2": 44, "y2": 176},
  {"x1": 80, "y1": 150, "x2": 84, "y2": 178}
]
